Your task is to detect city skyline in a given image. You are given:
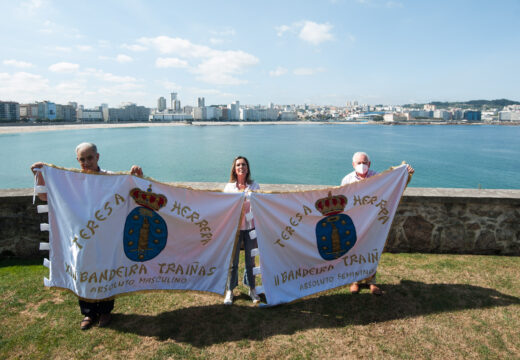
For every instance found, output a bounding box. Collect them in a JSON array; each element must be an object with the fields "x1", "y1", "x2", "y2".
[{"x1": 1, "y1": 0, "x2": 519, "y2": 108}]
